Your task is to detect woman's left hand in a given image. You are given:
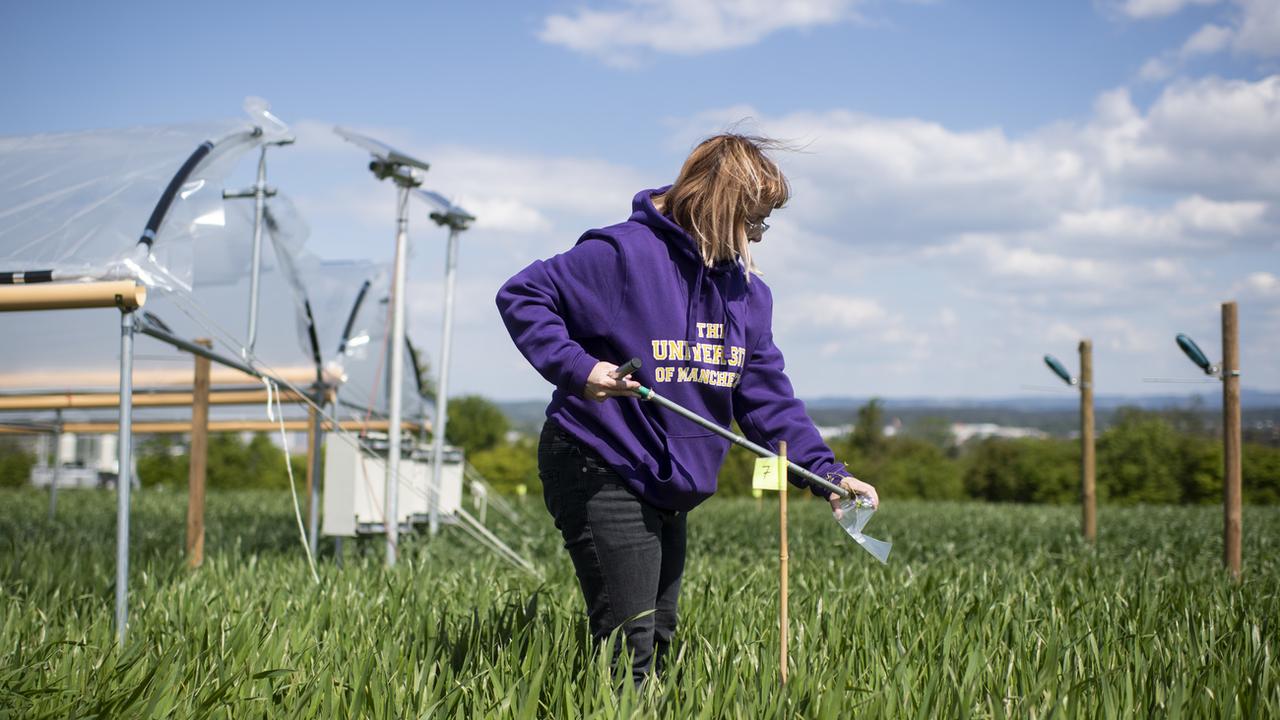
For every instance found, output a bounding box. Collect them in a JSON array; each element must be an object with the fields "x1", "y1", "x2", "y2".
[{"x1": 829, "y1": 476, "x2": 878, "y2": 517}]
